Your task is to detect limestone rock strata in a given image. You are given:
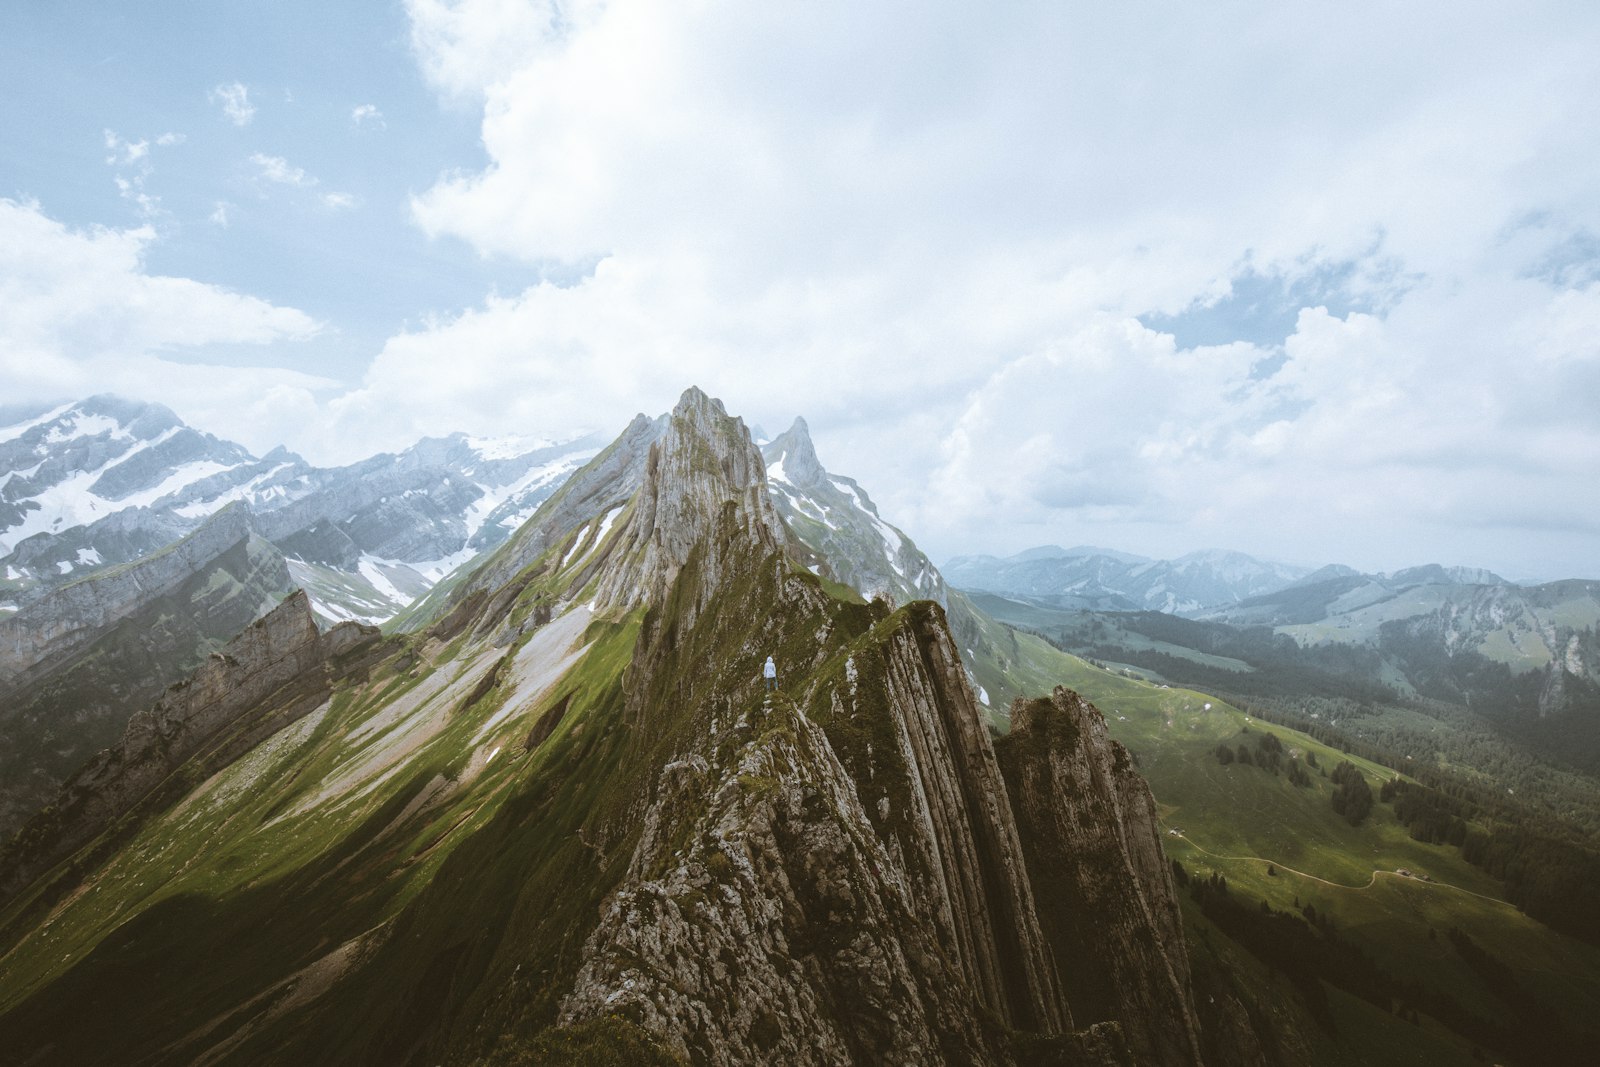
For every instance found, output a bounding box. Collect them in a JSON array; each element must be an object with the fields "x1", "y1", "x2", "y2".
[
  {"x1": 0, "y1": 503, "x2": 280, "y2": 682},
  {"x1": 0, "y1": 506, "x2": 294, "y2": 839},
  {"x1": 869, "y1": 605, "x2": 1063, "y2": 1033},
  {"x1": 561, "y1": 700, "x2": 1004, "y2": 1066},
  {"x1": 553, "y1": 389, "x2": 1174, "y2": 1064},
  {"x1": 447, "y1": 411, "x2": 666, "y2": 612},
  {"x1": 589, "y1": 387, "x2": 786, "y2": 614},
  {"x1": 996, "y1": 687, "x2": 1208, "y2": 1066},
  {"x1": 761, "y1": 417, "x2": 948, "y2": 609},
  {"x1": 0, "y1": 590, "x2": 381, "y2": 902}
]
